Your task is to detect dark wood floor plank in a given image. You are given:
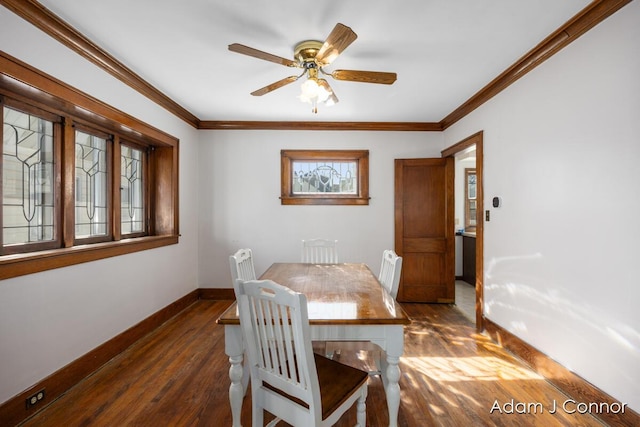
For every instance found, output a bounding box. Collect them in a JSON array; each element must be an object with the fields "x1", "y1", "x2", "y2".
[{"x1": 20, "y1": 301, "x2": 607, "y2": 427}]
